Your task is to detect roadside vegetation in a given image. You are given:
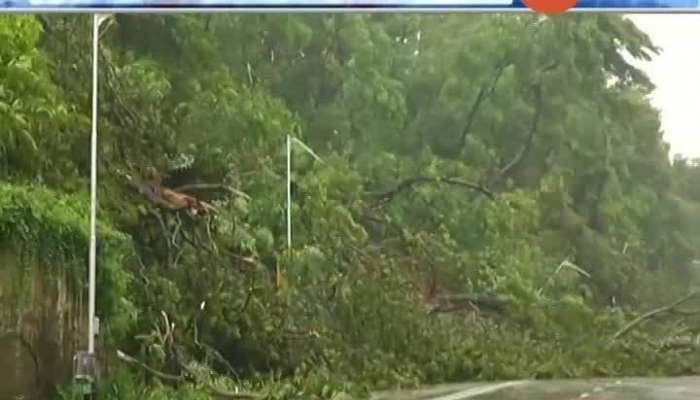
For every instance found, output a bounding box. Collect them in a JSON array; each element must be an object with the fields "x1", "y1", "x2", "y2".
[{"x1": 3, "y1": 14, "x2": 700, "y2": 399}]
